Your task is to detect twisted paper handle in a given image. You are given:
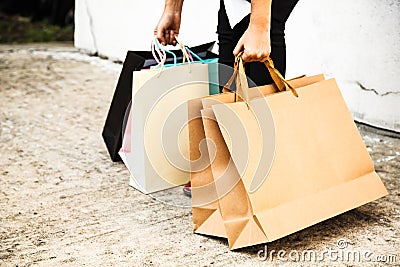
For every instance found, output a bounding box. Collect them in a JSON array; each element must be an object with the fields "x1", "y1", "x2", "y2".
[
  {"x1": 223, "y1": 55, "x2": 299, "y2": 100},
  {"x1": 264, "y1": 58, "x2": 298, "y2": 97}
]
